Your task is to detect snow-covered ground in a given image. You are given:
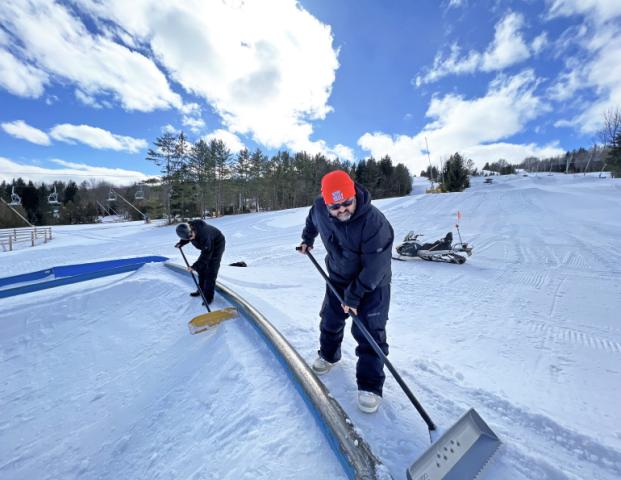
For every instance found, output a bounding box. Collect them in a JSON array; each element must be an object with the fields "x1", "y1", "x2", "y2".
[{"x1": 1, "y1": 173, "x2": 620, "y2": 479}]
